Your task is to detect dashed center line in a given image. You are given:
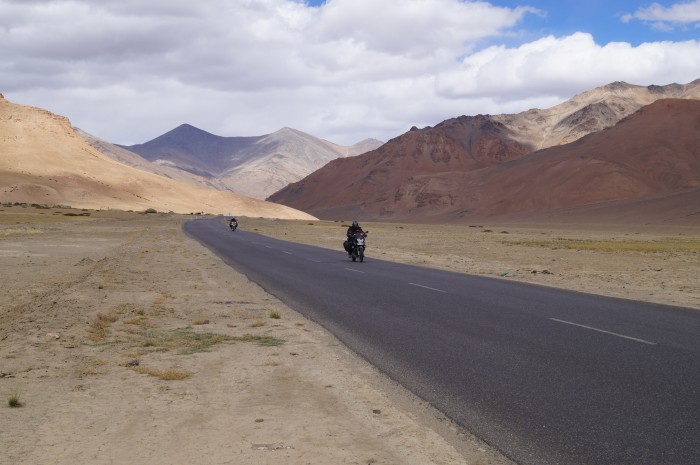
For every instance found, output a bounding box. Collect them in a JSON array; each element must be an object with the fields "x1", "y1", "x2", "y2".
[
  {"x1": 345, "y1": 268, "x2": 365, "y2": 274},
  {"x1": 408, "y1": 283, "x2": 447, "y2": 293},
  {"x1": 549, "y1": 318, "x2": 657, "y2": 346},
  {"x1": 283, "y1": 251, "x2": 292, "y2": 255}
]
